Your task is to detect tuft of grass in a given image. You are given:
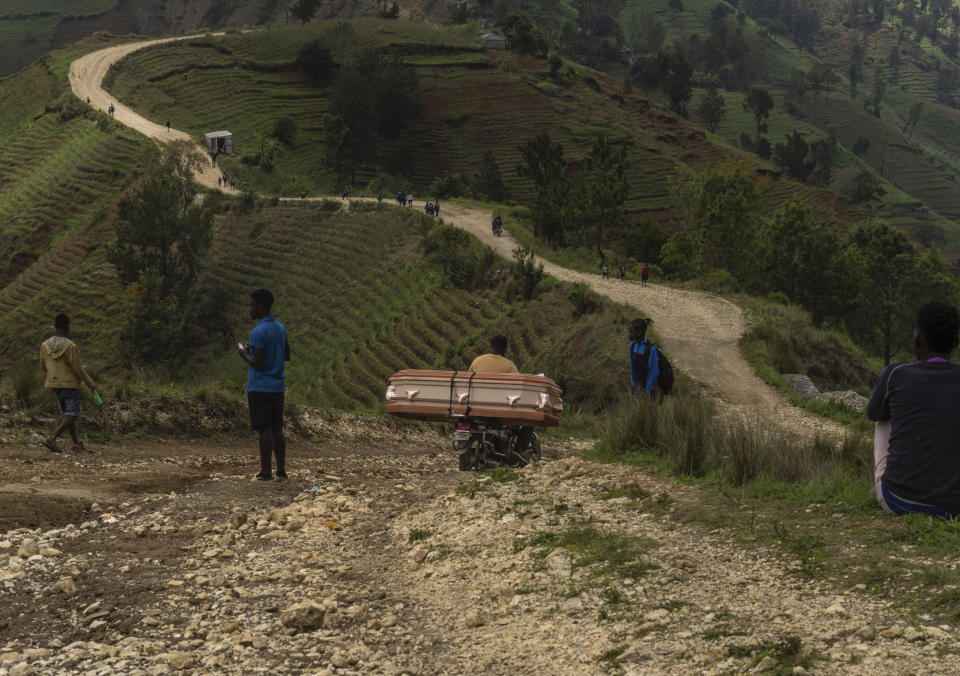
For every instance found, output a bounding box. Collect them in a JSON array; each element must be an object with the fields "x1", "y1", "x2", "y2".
[
  {"x1": 598, "y1": 482, "x2": 650, "y2": 501},
  {"x1": 408, "y1": 528, "x2": 432, "y2": 542},
  {"x1": 515, "y1": 523, "x2": 658, "y2": 580}
]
